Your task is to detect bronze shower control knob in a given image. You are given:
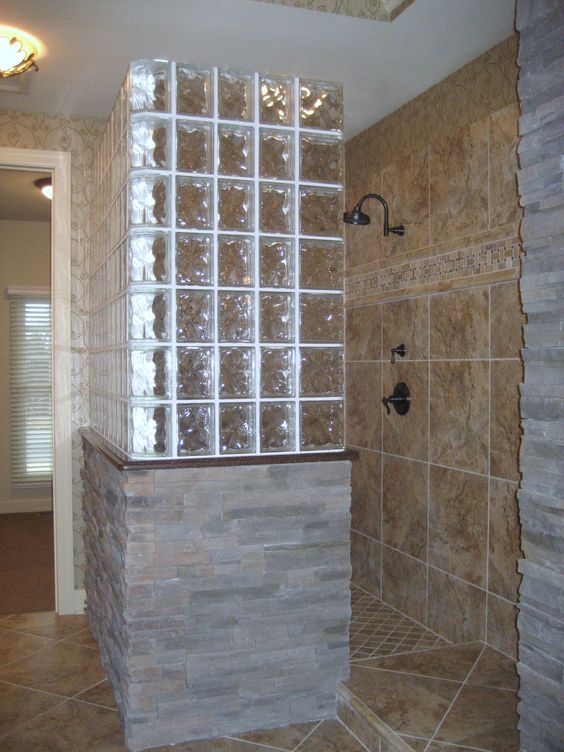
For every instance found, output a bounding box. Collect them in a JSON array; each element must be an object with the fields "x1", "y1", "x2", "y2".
[{"x1": 382, "y1": 382, "x2": 411, "y2": 416}]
